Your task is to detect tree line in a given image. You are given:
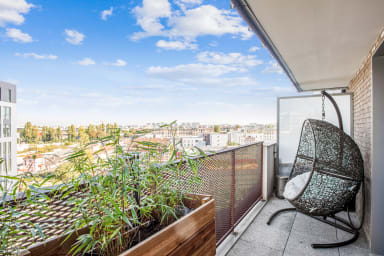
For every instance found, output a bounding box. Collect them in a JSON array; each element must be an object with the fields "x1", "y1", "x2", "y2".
[{"x1": 20, "y1": 122, "x2": 120, "y2": 144}]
